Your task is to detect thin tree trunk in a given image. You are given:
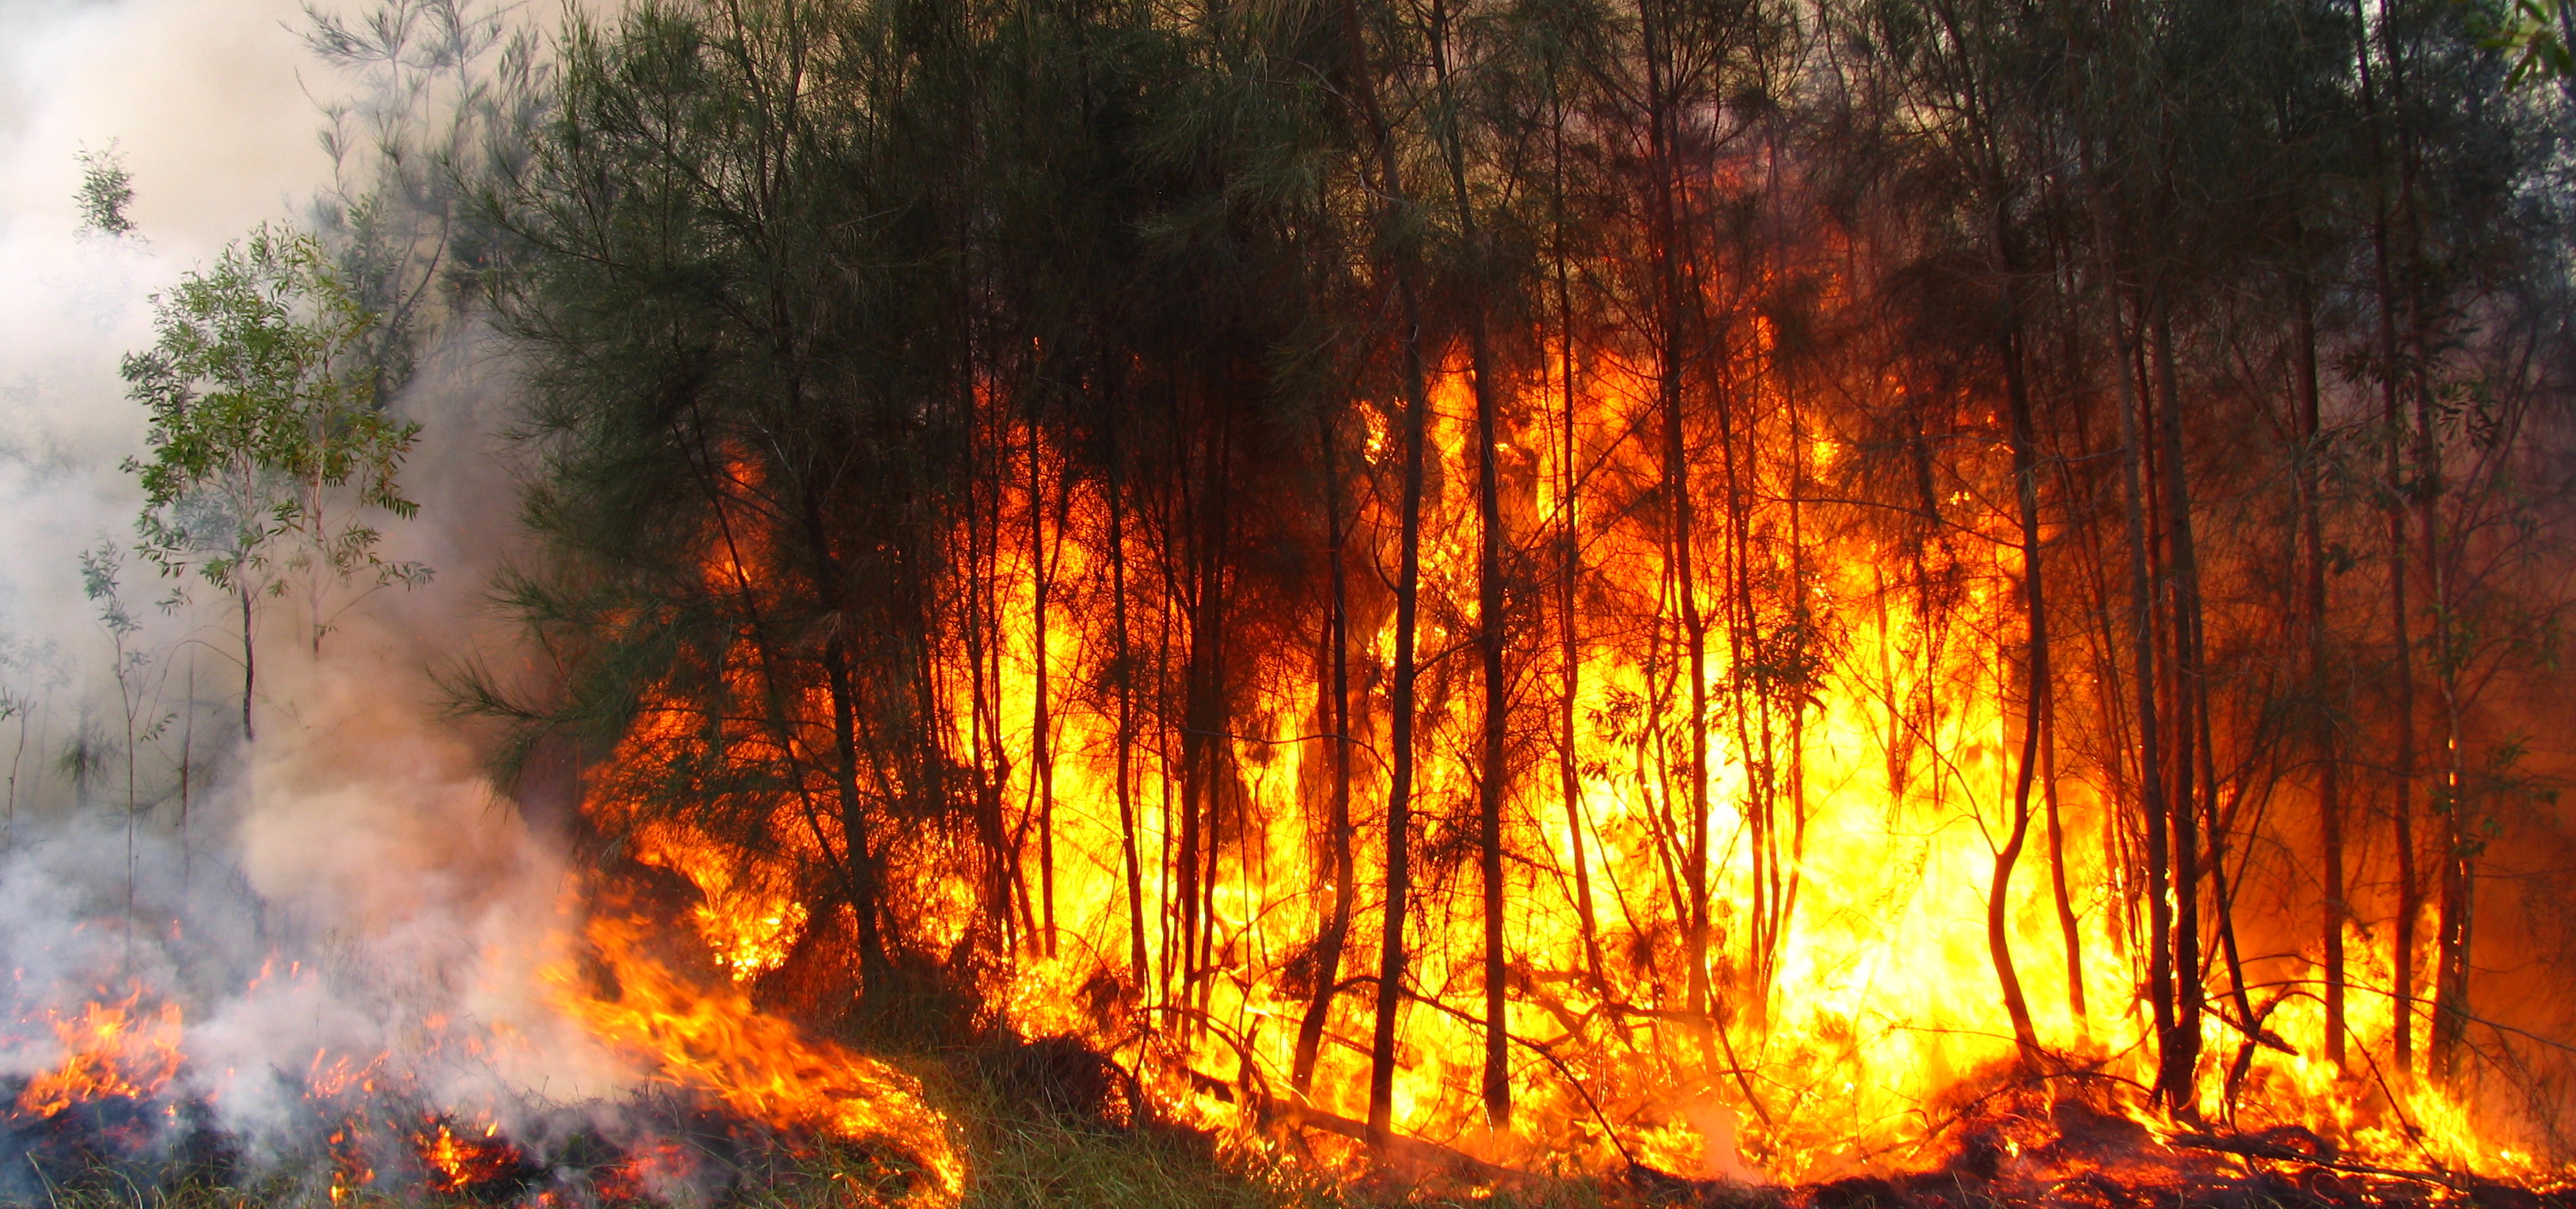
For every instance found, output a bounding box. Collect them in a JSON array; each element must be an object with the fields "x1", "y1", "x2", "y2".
[
  {"x1": 240, "y1": 582, "x2": 256, "y2": 743},
  {"x1": 2043, "y1": 691, "x2": 2086, "y2": 1024},
  {"x1": 798, "y1": 481, "x2": 891, "y2": 990},
  {"x1": 180, "y1": 656, "x2": 192, "y2": 887},
  {"x1": 2296, "y1": 299, "x2": 2347, "y2": 1070},
  {"x1": 2375, "y1": 215, "x2": 2419, "y2": 1078},
  {"x1": 2088, "y1": 188, "x2": 2178, "y2": 1108},
  {"x1": 1366, "y1": 295, "x2": 1432, "y2": 1147},
  {"x1": 1338, "y1": 0, "x2": 1435, "y2": 1149},
  {"x1": 1109, "y1": 456, "x2": 1150, "y2": 990},
  {"x1": 1639, "y1": 0, "x2": 1716, "y2": 1054},
  {"x1": 2347, "y1": 0, "x2": 2418, "y2": 1077},
  {"x1": 1423, "y1": 0, "x2": 1514, "y2": 1127},
  {"x1": 2421, "y1": 325, "x2": 2472, "y2": 1083},
  {"x1": 1032, "y1": 418, "x2": 1059, "y2": 957},
  {"x1": 1997, "y1": 315, "x2": 2048, "y2": 1067},
  {"x1": 2152, "y1": 312, "x2": 2206, "y2": 1114},
  {"x1": 1550, "y1": 82, "x2": 1608, "y2": 994},
  {"x1": 1292, "y1": 412, "x2": 1356, "y2": 1096}
]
